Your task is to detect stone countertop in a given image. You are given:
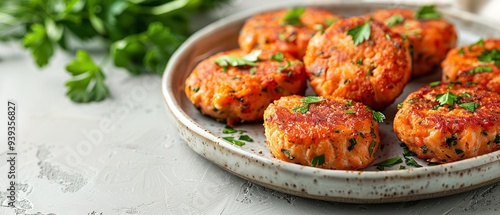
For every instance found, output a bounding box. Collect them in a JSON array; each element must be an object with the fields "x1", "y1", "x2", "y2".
[{"x1": 0, "y1": 0, "x2": 499, "y2": 214}]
